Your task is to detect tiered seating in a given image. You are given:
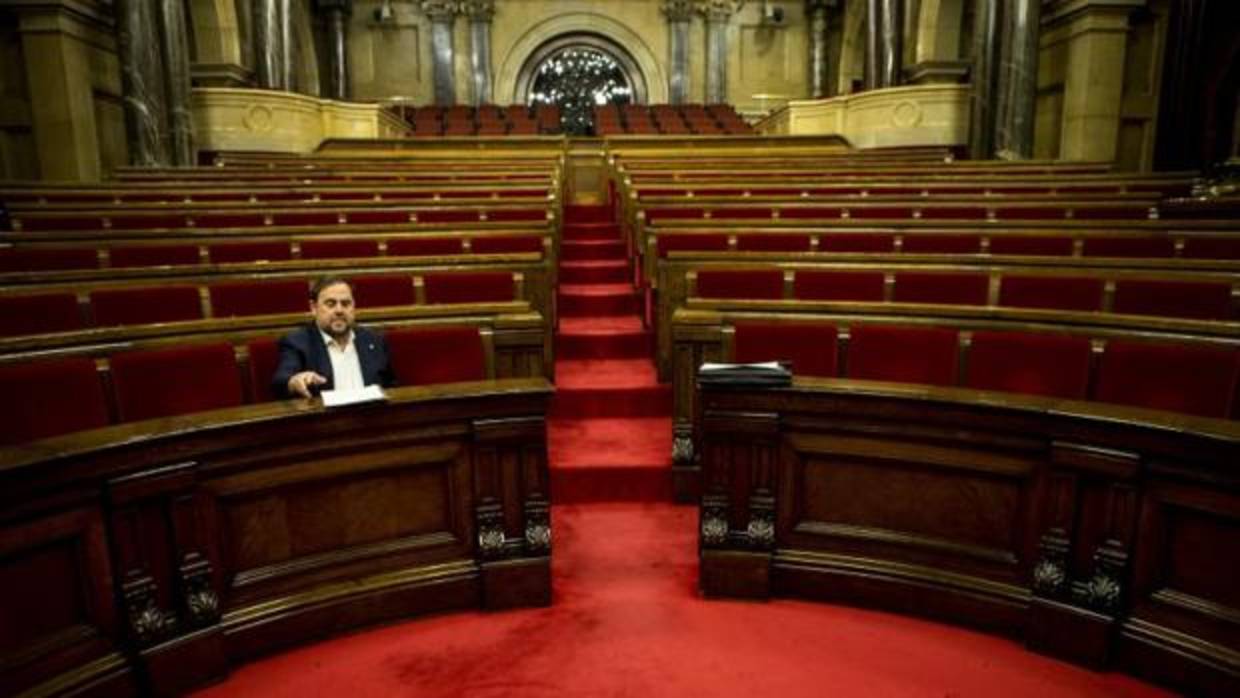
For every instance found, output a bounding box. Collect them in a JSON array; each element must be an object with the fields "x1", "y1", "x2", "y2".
[{"x1": 588, "y1": 104, "x2": 752, "y2": 136}]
